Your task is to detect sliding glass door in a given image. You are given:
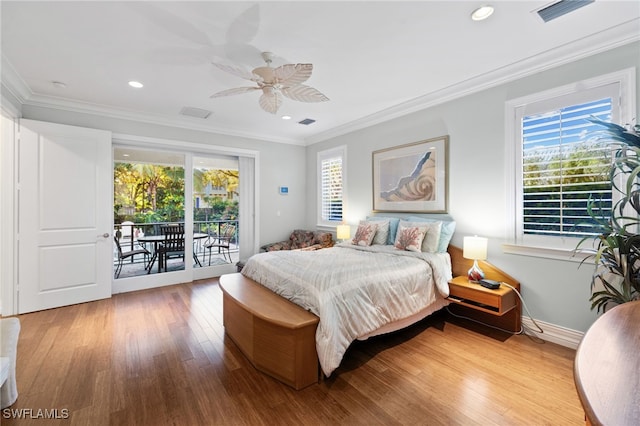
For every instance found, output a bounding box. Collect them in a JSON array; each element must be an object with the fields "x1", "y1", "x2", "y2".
[
  {"x1": 192, "y1": 155, "x2": 239, "y2": 270},
  {"x1": 113, "y1": 148, "x2": 187, "y2": 279},
  {"x1": 112, "y1": 147, "x2": 239, "y2": 292}
]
